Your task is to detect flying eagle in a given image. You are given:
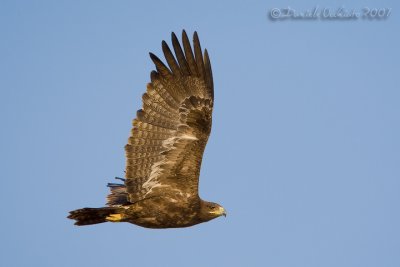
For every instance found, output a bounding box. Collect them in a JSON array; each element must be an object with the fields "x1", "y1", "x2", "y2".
[{"x1": 68, "y1": 30, "x2": 226, "y2": 228}]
